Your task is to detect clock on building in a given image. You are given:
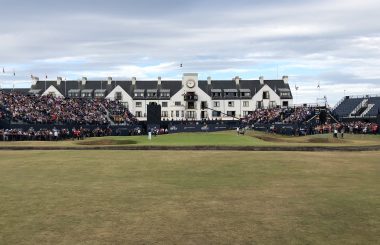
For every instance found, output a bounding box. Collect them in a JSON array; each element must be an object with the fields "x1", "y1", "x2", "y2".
[{"x1": 186, "y1": 80, "x2": 195, "y2": 88}]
